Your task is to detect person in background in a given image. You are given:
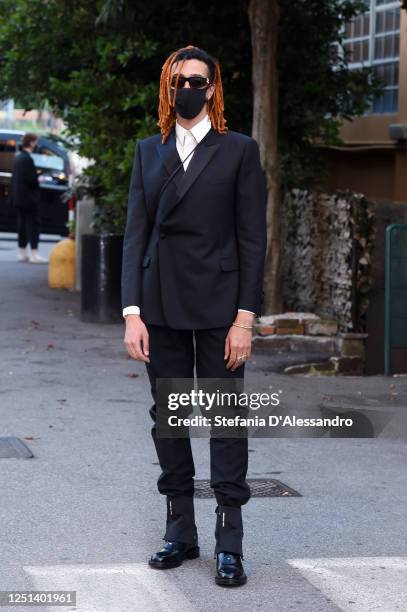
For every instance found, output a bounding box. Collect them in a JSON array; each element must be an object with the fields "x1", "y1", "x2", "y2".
[{"x1": 10, "y1": 132, "x2": 48, "y2": 264}]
